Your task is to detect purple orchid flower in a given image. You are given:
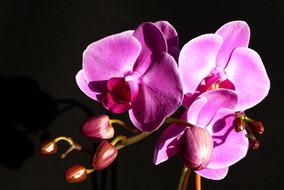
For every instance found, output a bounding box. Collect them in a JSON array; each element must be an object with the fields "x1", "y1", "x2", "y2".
[
  {"x1": 179, "y1": 21, "x2": 270, "y2": 111},
  {"x1": 154, "y1": 89, "x2": 249, "y2": 180},
  {"x1": 76, "y1": 21, "x2": 183, "y2": 132}
]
